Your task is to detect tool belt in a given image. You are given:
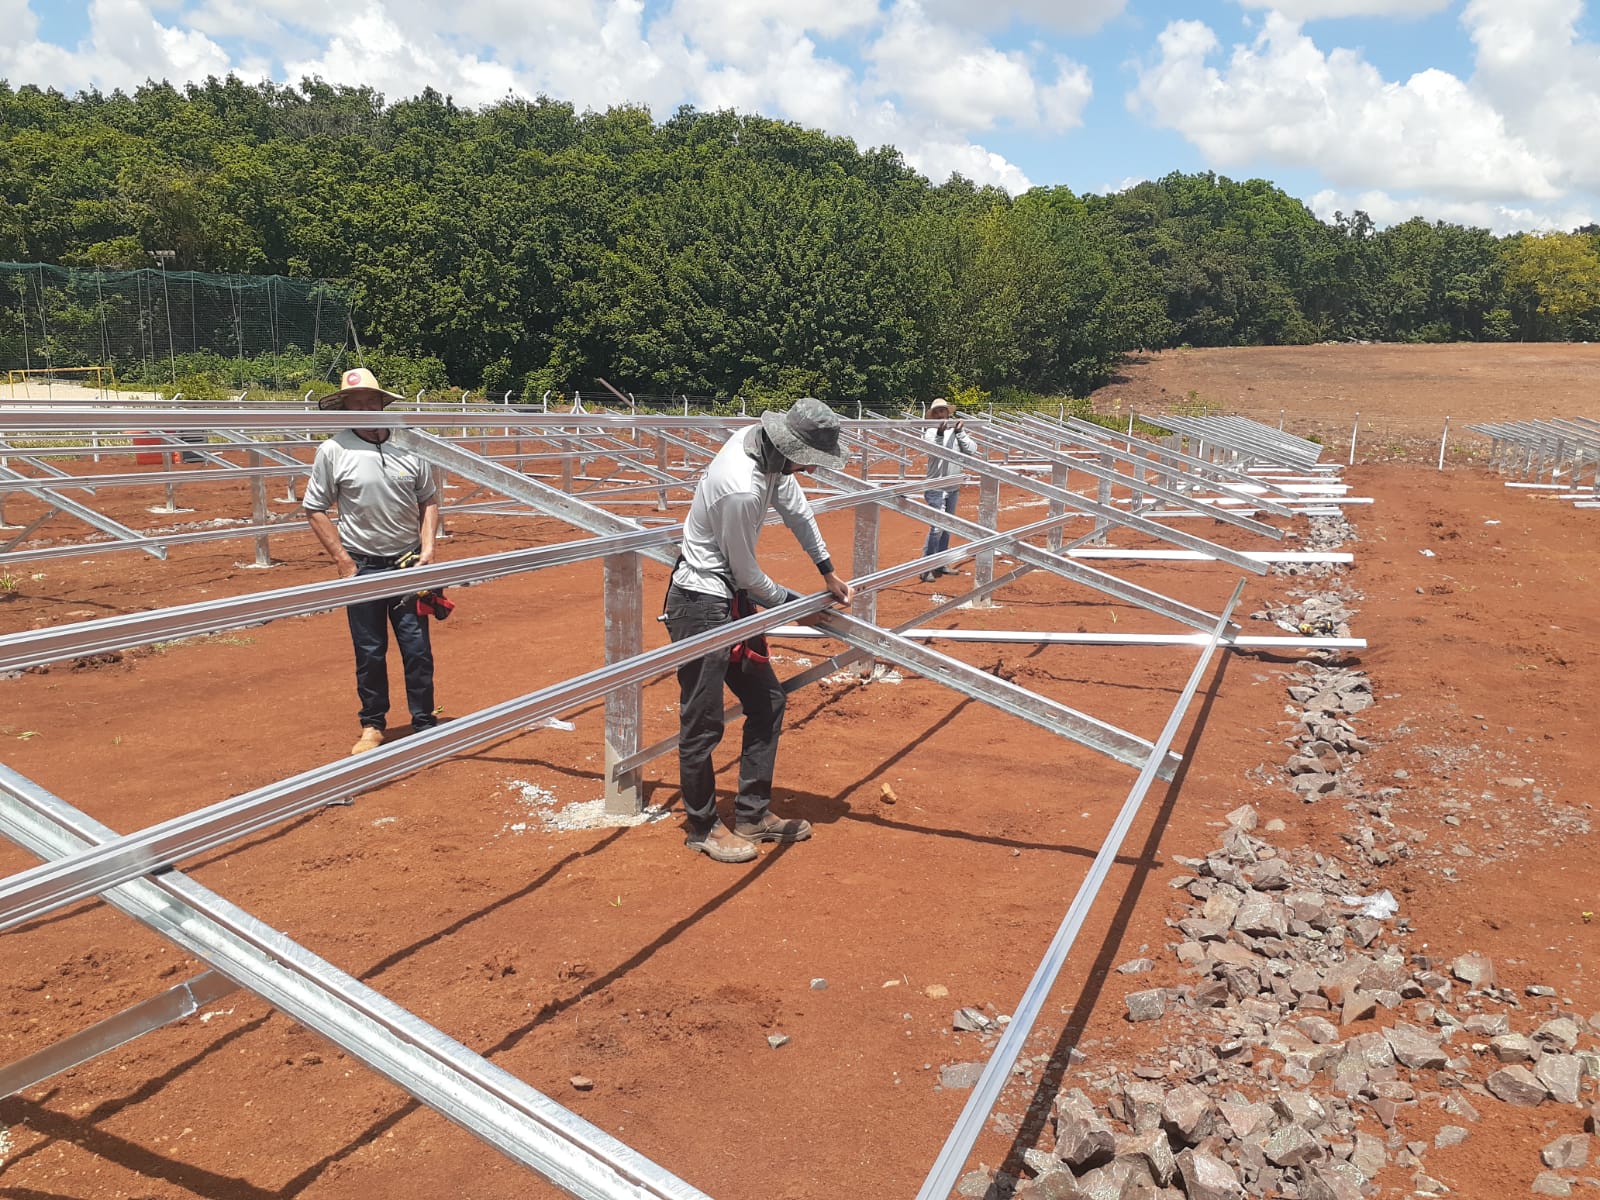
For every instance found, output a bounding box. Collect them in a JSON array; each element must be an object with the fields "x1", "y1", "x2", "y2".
[
  {"x1": 662, "y1": 557, "x2": 768, "y2": 668},
  {"x1": 395, "y1": 550, "x2": 455, "y2": 621}
]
